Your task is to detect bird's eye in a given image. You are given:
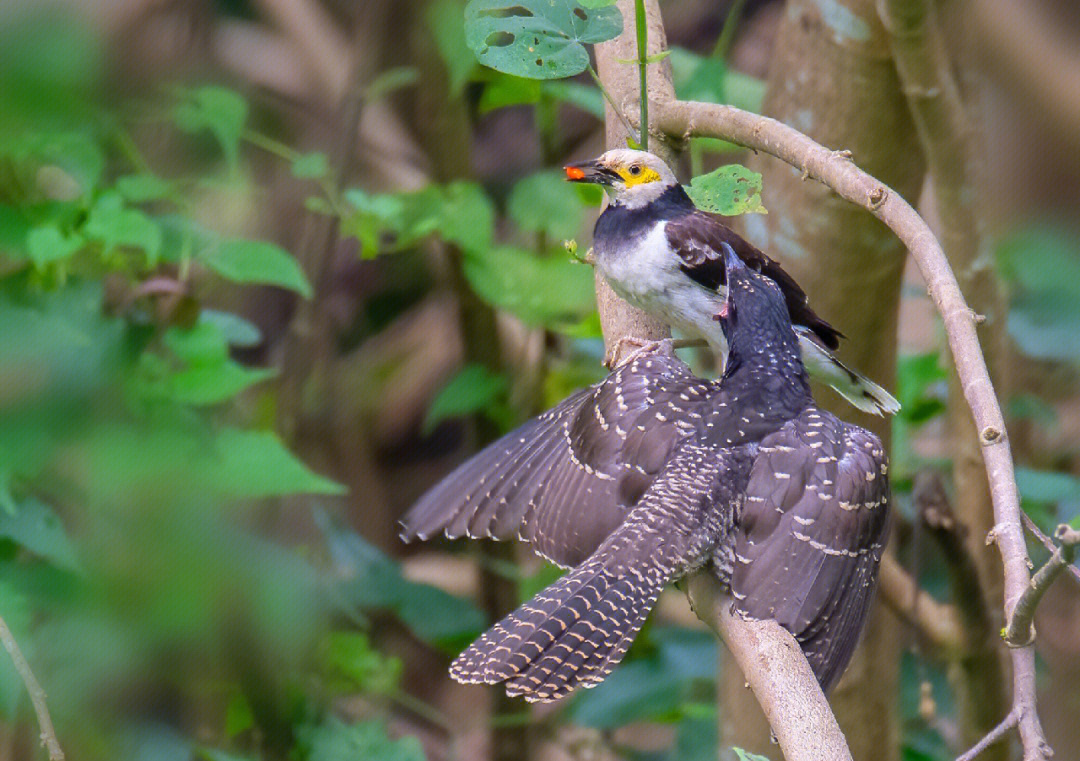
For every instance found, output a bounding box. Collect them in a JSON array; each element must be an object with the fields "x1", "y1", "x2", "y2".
[{"x1": 628, "y1": 165, "x2": 642, "y2": 176}]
